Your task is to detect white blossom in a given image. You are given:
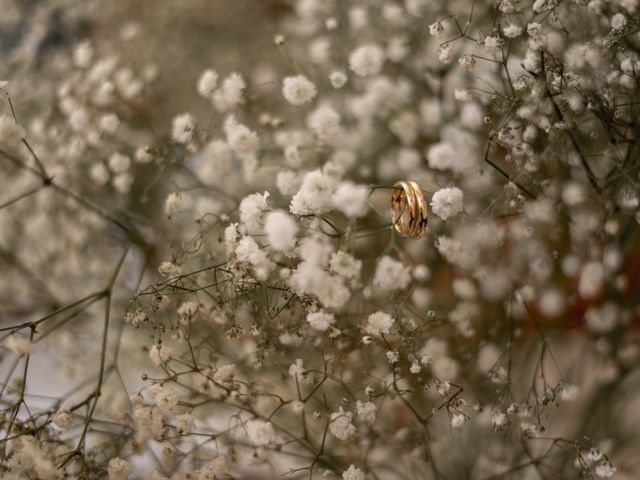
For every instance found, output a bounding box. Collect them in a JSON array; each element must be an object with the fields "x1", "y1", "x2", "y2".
[
  {"x1": 579, "y1": 261, "x2": 605, "y2": 299},
  {"x1": 197, "y1": 69, "x2": 219, "y2": 99},
  {"x1": 356, "y1": 400, "x2": 377, "y2": 424},
  {"x1": 438, "y1": 43, "x2": 453, "y2": 64},
  {"x1": 372, "y1": 256, "x2": 411, "y2": 291},
  {"x1": 213, "y1": 363, "x2": 236, "y2": 384},
  {"x1": 426, "y1": 142, "x2": 458, "y2": 171},
  {"x1": 171, "y1": 113, "x2": 196, "y2": 144},
  {"x1": 288, "y1": 358, "x2": 306, "y2": 379},
  {"x1": 175, "y1": 413, "x2": 195, "y2": 433},
  {"x1": 329, "y1": 71, "x2": 348, "y2": 89},
  {"x1": 307, "y1": 105, "x2": 341, "y2": 141},
  {"x1": 149, "y1": 343, "x2": 172, "y2": 365},
  {"x1": 108, "y1": 152, "x2": 130, "y2": 173},
  {"x1": 594, "y1": 463, "x2": 616, "y2": 478},
  {"x1": 73, "y1": 40, "x2": 93, "y2": 67},
  {"x1": 333, "y1": 182, "x2": 369, "y2": 218},
  {"x1": 147, "y1": 384, "x2": 179, "y2": 412},
  {"x1": 431, "y1": 187, "x2": 464, "y2": 220},
  {"x1": 458, "y1": 55, "x2": 476, "y2": 71},
  {"x1": 165, "y1": 192, "x2": 193, "y2": 217},
  {"x1": 329, "y1": 251, "x2": 362, "y2": 281},
  {"x1": 224, "y1": 116, "x2": 259, "y2": 155},
  {"x1": 99, "y1": 113, "x2": 120, "y2": 134},
  {"x1": 235, "y1": 236, "x2": 275, "y2": 280},
  {"x1": 483, "y1": 36, "x2": 503, "y2": 53},
  {"x1": 585, "y1": 303, "x2": 618, "y2": 334},
  {"x1": 239, "y1": 191, "x2": 270, "y2": 231},
  {"x1": 451, "y1": 413, "x2": 466, "y2": 428},
  {"x1": 290, "y1": 169, "x2": 336, "y2": 215},
  {"x1": 349, "y1": 44, "x2": 385, "y2": 77},
  {"x1": 329, "y1": 407, "x2": 356, "y2": 440},
  {"x1": 282, "y1": 75, "x2": 317, "y2": 105},
  {"x1": 307, "y1": 310, "x2": 336, "y2": 331},
  {"x1": 4, "y1": 335, "x2": 34, "y2": 356},
  {"x1": 611, "y1": 13, "x2": 627, "y2": 31},
  {"x1": 503, "y1": 24, "x2": 522, "y2": 38},
  {"x1": 343, "y1": 465, "x2": 365, "y2": 480},
  {"x1": 273, "y1": 172, "x2": 298, "y2": 198},
  {"x1": 213, "y1": 72, "x2": 246, "y2": 111},
  {"x1": 365, "y1": 311, "x2": 394, "y2": 336},
  {"x1": 52, "y1": 408, "x2": 73, "y2": 430},
  {"x1": 264, "y1": 210, "x2": 298, "y2": 251},
  {"x1": 107, "y1": 458, "x2": 132, "y2": 480},
  {"x1": 246, "y1": 419, "x2": 276, "y2": 446}
]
